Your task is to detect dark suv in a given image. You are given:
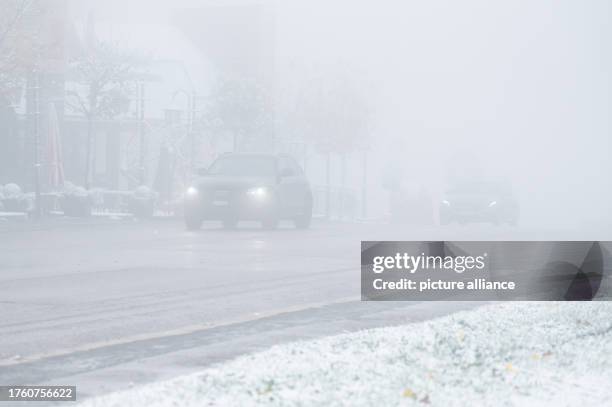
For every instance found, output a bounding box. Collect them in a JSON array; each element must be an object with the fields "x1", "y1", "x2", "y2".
[{"x1": 184, "y1": 153, "x2": 313, "y2": 230}]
